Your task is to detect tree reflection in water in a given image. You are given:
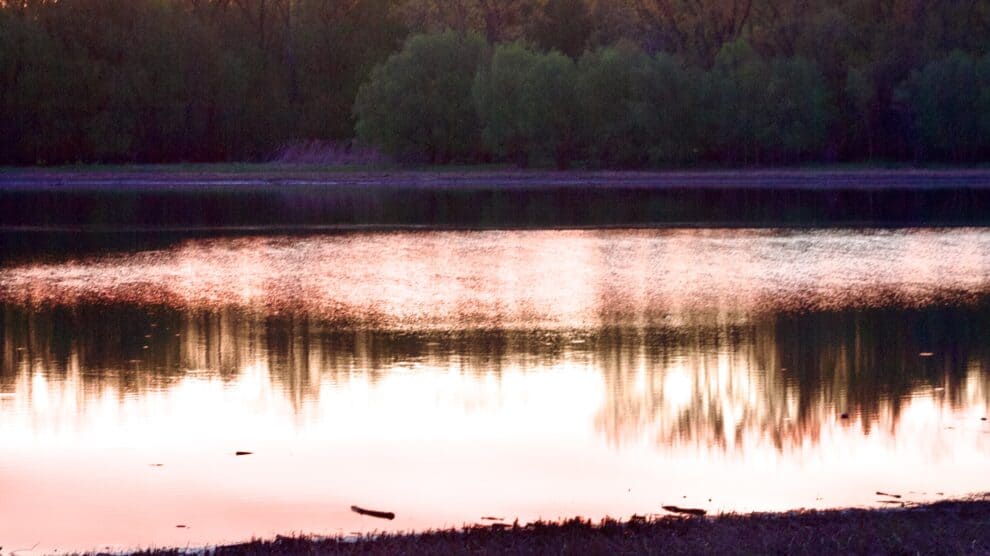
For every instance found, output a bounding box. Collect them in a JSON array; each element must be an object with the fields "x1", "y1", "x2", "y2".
[
  {"x1": 3, "y1": 303, "x2": 988, "y2": 452},
  {"x1": 2, "y1": 229, "x2": 990, "y2": 550}
]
